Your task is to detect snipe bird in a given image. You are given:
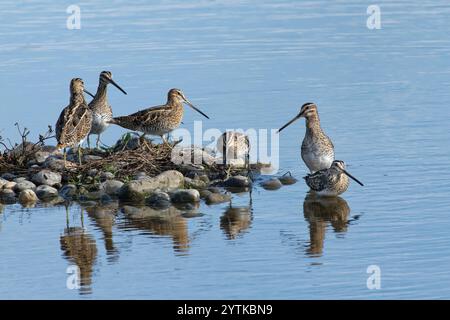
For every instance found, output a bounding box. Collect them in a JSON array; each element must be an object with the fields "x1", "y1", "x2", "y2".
[
  {"x1": 216, "y1": 131, "x2": 250, "y2": 174},
  {"x1": 278, "y1": 102, "x2": 334, "y2": 173},
  {"x1": 304, "y1": 160, "x2": 363, "y2": 196},
  {"x1": 87, "y1": 71, "x2": 127, "y2": 148},
  {"x1": 109, "y1": 88, "x2": 209, "y2": 144},
  {"x1": 55, "y1": 78, "x2": 94, "y2": 166}
]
